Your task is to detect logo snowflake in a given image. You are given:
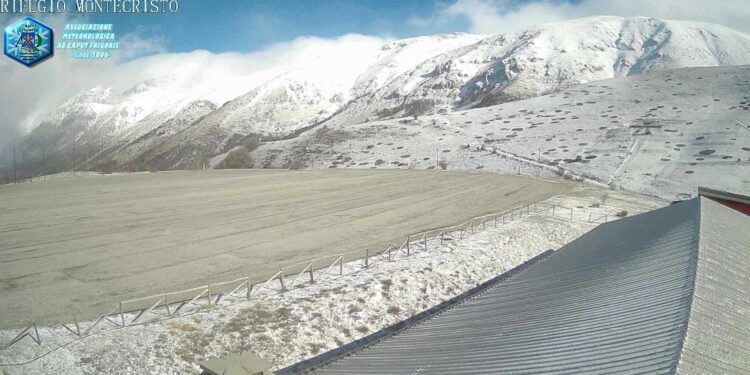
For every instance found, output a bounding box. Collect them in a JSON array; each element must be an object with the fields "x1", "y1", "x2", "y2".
[{"x1": 3, "y1": 17, "x2": 54, "y2": 67}]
